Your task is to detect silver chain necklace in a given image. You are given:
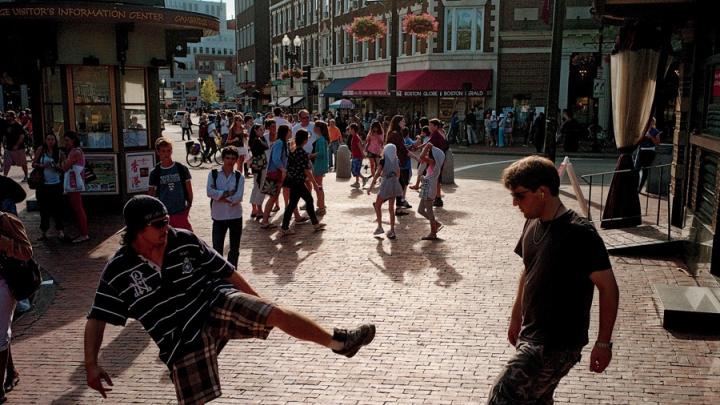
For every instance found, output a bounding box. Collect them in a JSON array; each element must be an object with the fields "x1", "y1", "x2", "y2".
[{"x1": 532, "y1": 203, "x2": 564, "y2": 245}]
